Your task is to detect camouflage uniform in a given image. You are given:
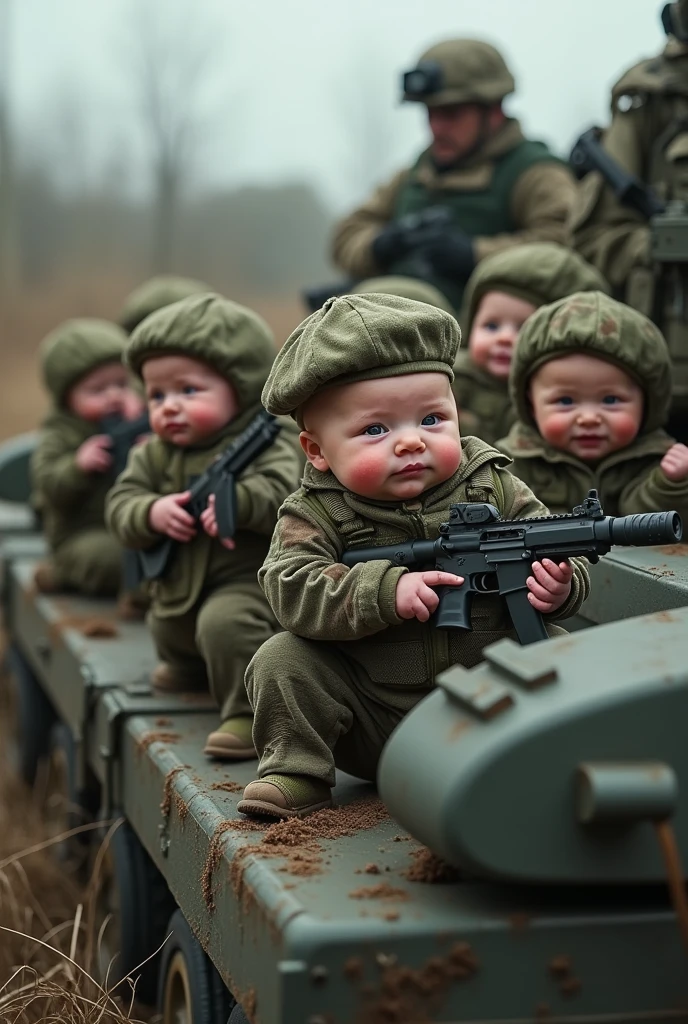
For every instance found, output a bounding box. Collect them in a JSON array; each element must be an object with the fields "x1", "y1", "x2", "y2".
[
  {"x1": 498, "y1": 292, "x2": 688, "y2": 520},
  {"x1": 569, "y1": 38, "x2": 688, "y2": 428},
  {"x1": 31, "y1": 320, "x2": 130, "y2": 596},
  {"x1": 238, "y1": 294, "x2": 589, "y2": 816},
  {"x1": 106, "y1": 295, "x2": 303, "y2": 729},
  {"x1": 453, "y1": 244, "x2": 609, "y2": 444},
  {"x1": 333, "y1": 40, "x2": 576, "y2": 312},
  {"x1": 118, "y1": 276, "x2": 211, "y2": 334}
]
